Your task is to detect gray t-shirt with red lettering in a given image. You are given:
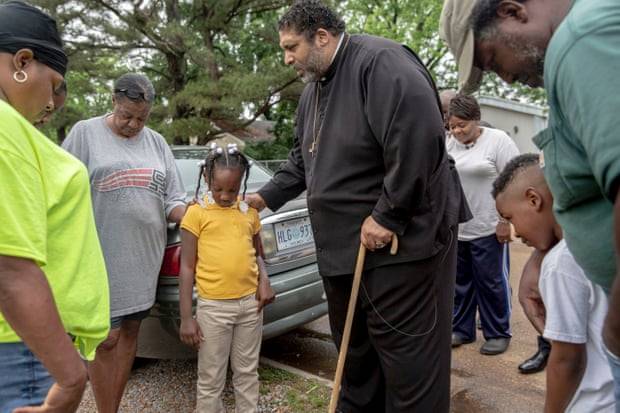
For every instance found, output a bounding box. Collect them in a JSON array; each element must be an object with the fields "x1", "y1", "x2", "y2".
[{"x1": 63, "y1": 115, "x2": 185, "y2": 317}]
